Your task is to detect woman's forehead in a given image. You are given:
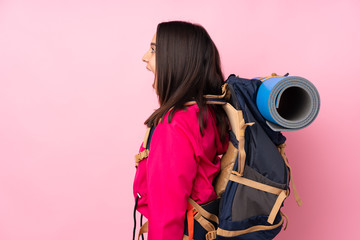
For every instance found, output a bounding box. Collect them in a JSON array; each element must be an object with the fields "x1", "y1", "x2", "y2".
[{"x1": 151, "y1": 33, "x2": 156, "y2": 43}]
